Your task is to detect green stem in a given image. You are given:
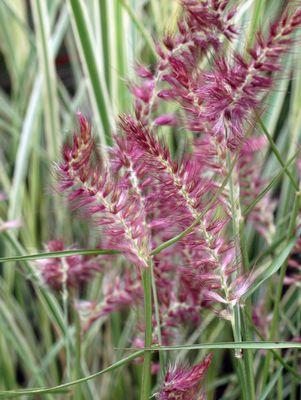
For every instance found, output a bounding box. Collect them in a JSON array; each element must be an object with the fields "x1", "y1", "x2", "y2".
[
  {"x1": 229, "y1": 307, "x2": 248, "y2": 400},
  {"x1": 226, "y1": 151, "x2": 256, "y2": 400},
  {"x1": 72, "y1": 299, "x2": 82, "y2": 400},
  {"x1": 239, "y1": 219, "x2": 256, "y2": 399},
  {"x1": 242, "y1": 150, "x2": 299, "y2": 217},
  {"x1": 118, "y1": 0, "x2": 156, "y2": 58},
  {"x1": 68, "y1": 0, "x2": 113, "y2": 146},
  {"x1": 150, "y1": 260, "x2": 165, "y2": 372},
  {"x1": 61, "y1": 266, "x2": 71, "y2": 381},
  {"x1": 140, "y1": 267, "x2": 153, "y2": 400},
  {"x1": 245, "y1": 311, "x2": 301, "y2": 380},
  {"x1": 0, "y1": 249, "x2": 120, "y2": 264}
]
